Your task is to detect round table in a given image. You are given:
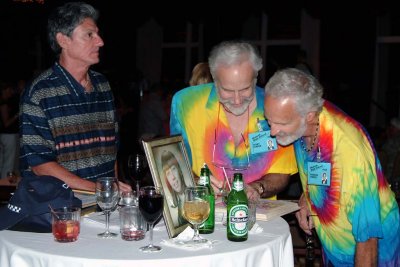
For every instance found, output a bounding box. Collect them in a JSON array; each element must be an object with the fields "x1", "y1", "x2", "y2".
[{"x1": 0, "y1": 212, "x2": 294, "y2": 267}]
